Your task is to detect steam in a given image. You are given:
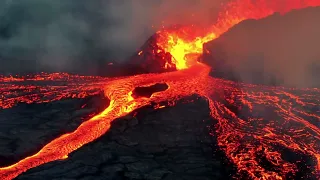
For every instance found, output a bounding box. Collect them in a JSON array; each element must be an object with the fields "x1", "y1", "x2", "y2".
[
  {"x1": 0, "y1": 0, "x2": 224, "y2": 74},
  {"x1": 204, "y1": 6, "x2": 320, "y2": 88}
]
